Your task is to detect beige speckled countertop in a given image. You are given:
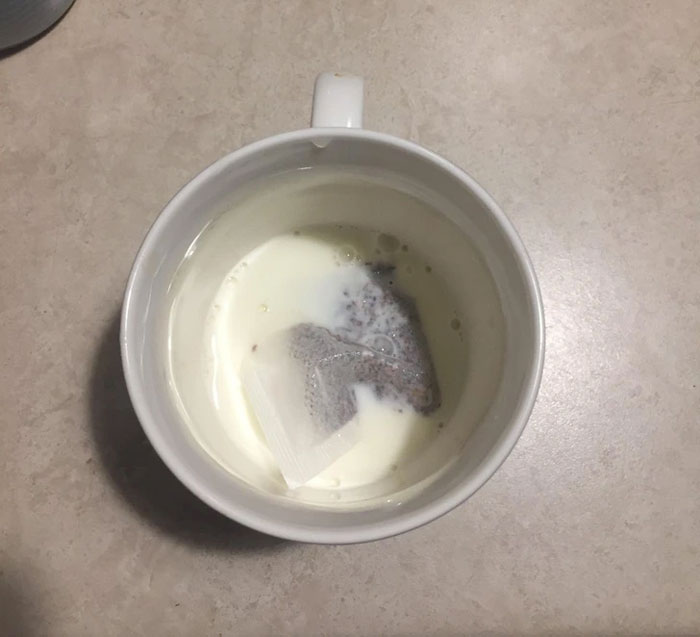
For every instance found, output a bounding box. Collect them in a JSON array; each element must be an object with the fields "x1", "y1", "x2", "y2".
[{"x1": 2, "y1": 1, "x2": 699, "y2": 635}]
